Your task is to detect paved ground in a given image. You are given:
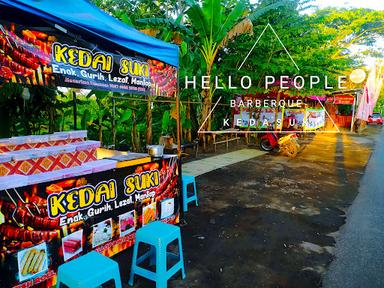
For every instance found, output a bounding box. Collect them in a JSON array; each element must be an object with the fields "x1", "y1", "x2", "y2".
[
  {"x1": 113, "y1": 126, "x2": 382, "y2": 288},
  {"x1": 182, "y1": 149, "x2": 266, "y2": 176},
  {"x1": 323, "y1": 127, "x2": 384, "y2": 288}
]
